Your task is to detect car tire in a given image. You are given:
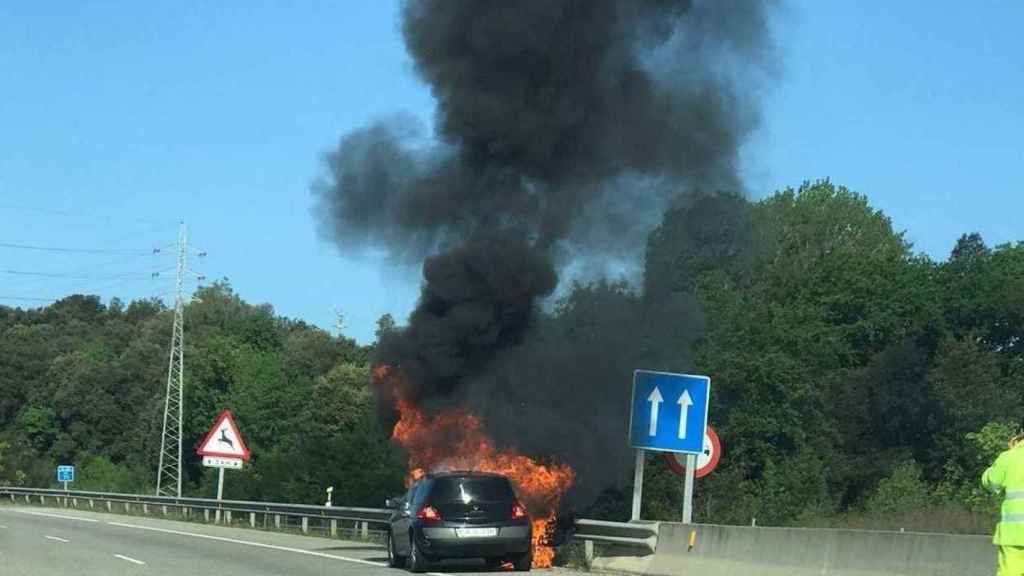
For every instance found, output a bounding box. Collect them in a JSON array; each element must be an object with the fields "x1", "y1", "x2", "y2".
[
  {"x1": 512, "y1": 550, "x2": 532, "y2": 572},
  {"x1": 387, "y1": 532, "x2": 405, "y2": 568},
  {"x1": 407, "y1": 536, "x2": 431, "y2": 573}
]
